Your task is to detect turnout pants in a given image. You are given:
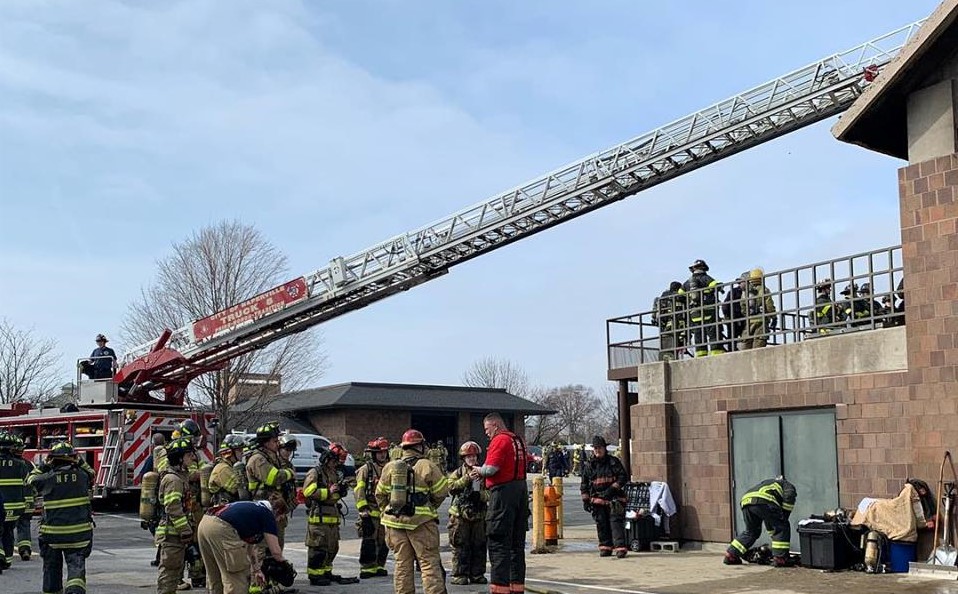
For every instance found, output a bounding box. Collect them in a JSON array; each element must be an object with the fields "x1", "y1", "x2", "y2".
[
  {"x1": 40, "y1": 540, "x2": 90, "y2": 594},
  {"x1": 739, "y1": 320, "x2": 768, "y2": 350},
  {"x1": 306, "y1": 522, "x2": 340, "y2": 581},
  {"x1": 450, "y1": 515, "x2": 487, "y2": 580},
  {"x1": 155, "y1": 532, "x2": 187, "y2": 594},
  {"x1": 17, "y1": 510, "x2": 32, "y2": 554},
  {"x1": 1, "y1": 519, "x2": 15, "y2": 565},
  {"x1": 385, "y1": 520, "x2": 443, "y2": 594},
  {"x1": 591, "y1": 504, "x2": 626, "y2": 555},
  {"x1": 487, "y1": 480, "x2": 529, "y2": 593},
  {"x1": 727, "y1": 503, "x2": 791, "y2": 559},
  {"x1": 358, "y1": 515, "x2": 388, "y2": 577},
  {"x1": 197, "y1": 515, "x2": 250, "y2": 594}
]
